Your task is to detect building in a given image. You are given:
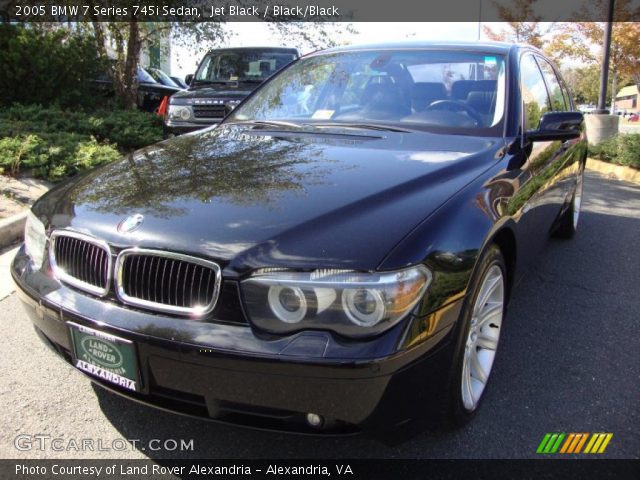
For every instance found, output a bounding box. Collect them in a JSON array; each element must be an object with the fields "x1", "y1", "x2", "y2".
[
  {"x1": 140, "y1": 29, "x2": 172, "y2": 74},
  {"x1": 614, "y1": 85, "x2": 639, "y2": 113}
]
